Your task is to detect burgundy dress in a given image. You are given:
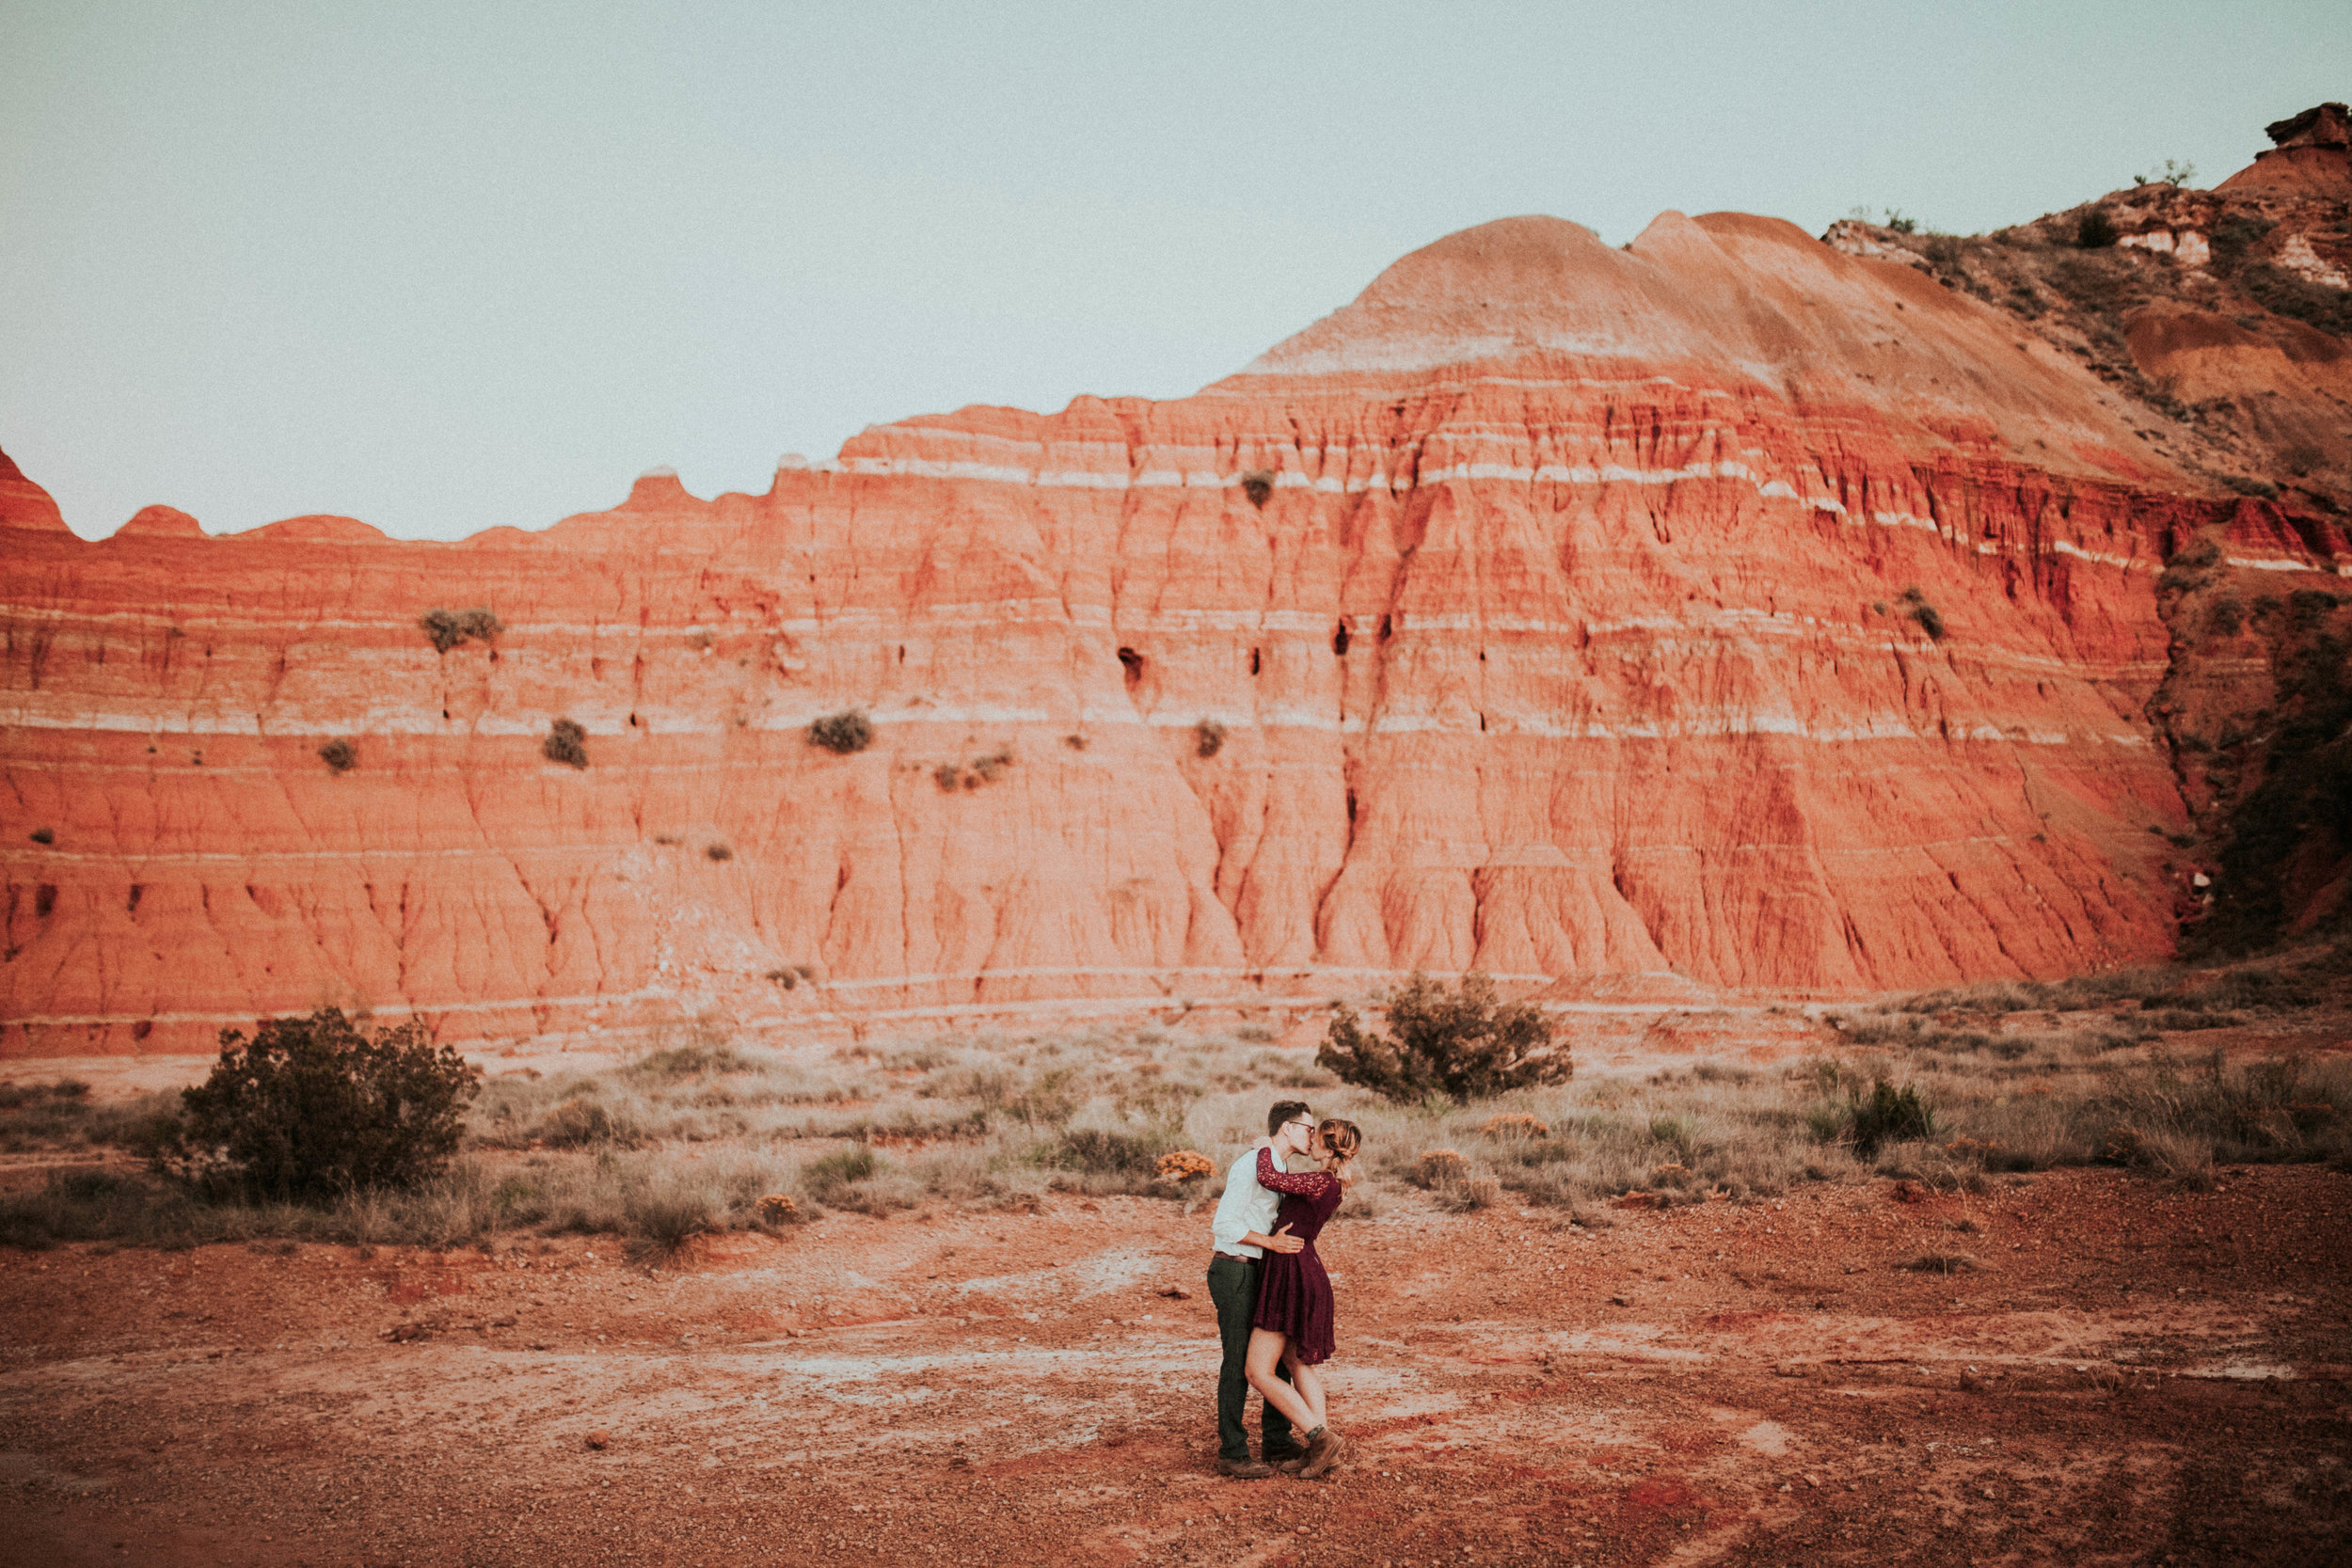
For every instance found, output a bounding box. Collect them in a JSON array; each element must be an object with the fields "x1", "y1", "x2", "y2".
[{"x1": 1249, "y1": 1148, "x2": 1343, "y2": 1365}]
